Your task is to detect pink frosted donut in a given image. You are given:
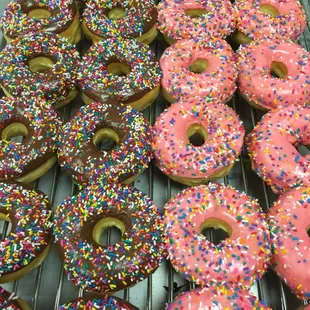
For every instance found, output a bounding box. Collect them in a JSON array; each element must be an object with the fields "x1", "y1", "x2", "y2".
[
  {"x1": 157, "y1": 0, "x2": 235, "y2": 44},
  {"x1": 247, "y1": 106, "x2": 310, "y2": 193},
  {"x1": 234, "y1": 0, "x2": 306, "y2": 43},
  {"x1": 160, "y1": 38, "x2": 237, "y2": 103},
  {"x1": 269, "y1": 187, "x2": 310, "y2": 299},
  {"x1": 163, "y1": 183, "x2": 270, "y2": 288},
  {"x1": 167, "y1": 287, "x2": 271, "y2": 309},
  {"x1": 237, "y1": 39, "x2": 310, "y2": 110},
  {"x1": 152, "y1": 97, "x2": 245, "y2": 186}
]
